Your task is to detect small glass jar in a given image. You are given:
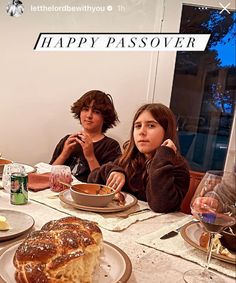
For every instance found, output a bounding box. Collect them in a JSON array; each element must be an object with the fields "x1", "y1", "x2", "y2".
[{"x1": 49, "y1": 165, "x2": 72, "y2": 192}]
